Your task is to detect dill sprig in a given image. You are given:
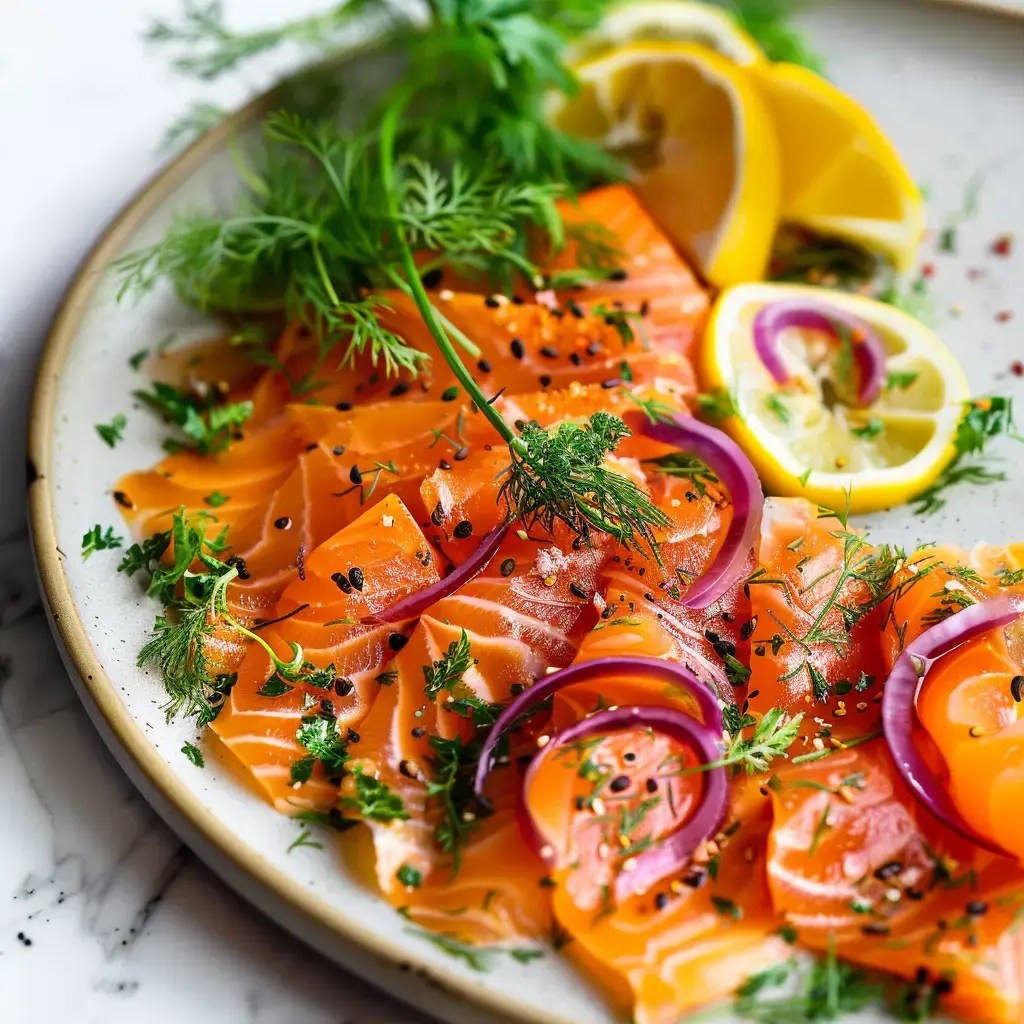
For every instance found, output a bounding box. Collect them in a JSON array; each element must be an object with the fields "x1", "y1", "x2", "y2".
[{"x1": 911, "y1": 396, "x2": 1021, "y2": 515}]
